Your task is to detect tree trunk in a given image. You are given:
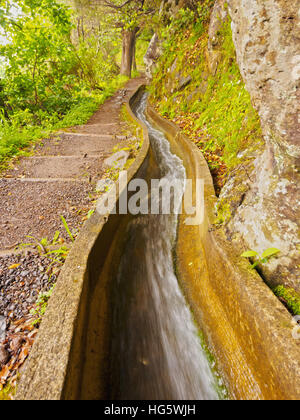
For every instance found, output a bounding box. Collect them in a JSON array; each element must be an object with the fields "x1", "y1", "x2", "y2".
[{"x1": 120, "y1": 29, "x2": 137, "y2": 78}]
